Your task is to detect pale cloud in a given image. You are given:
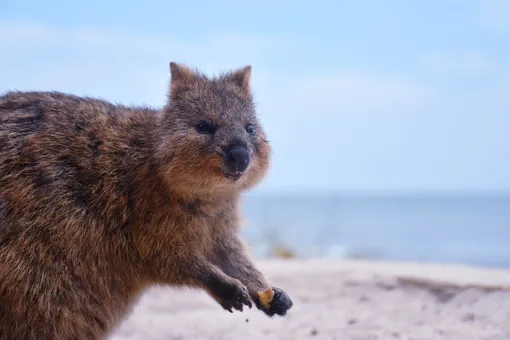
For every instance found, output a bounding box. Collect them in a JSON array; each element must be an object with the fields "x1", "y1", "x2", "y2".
[
  {"x1": 282, "y1": 72, "x2": 431, "y2": 114},
  {"x1": 0, "y1": 21, "x2": 57, "y2": 44},
  {"x1": 254, "y1": 70, "x2": 433, "y2": 153},
  {"x1": 0, "y1": 21, "x2": 272, "y2": 61}
]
